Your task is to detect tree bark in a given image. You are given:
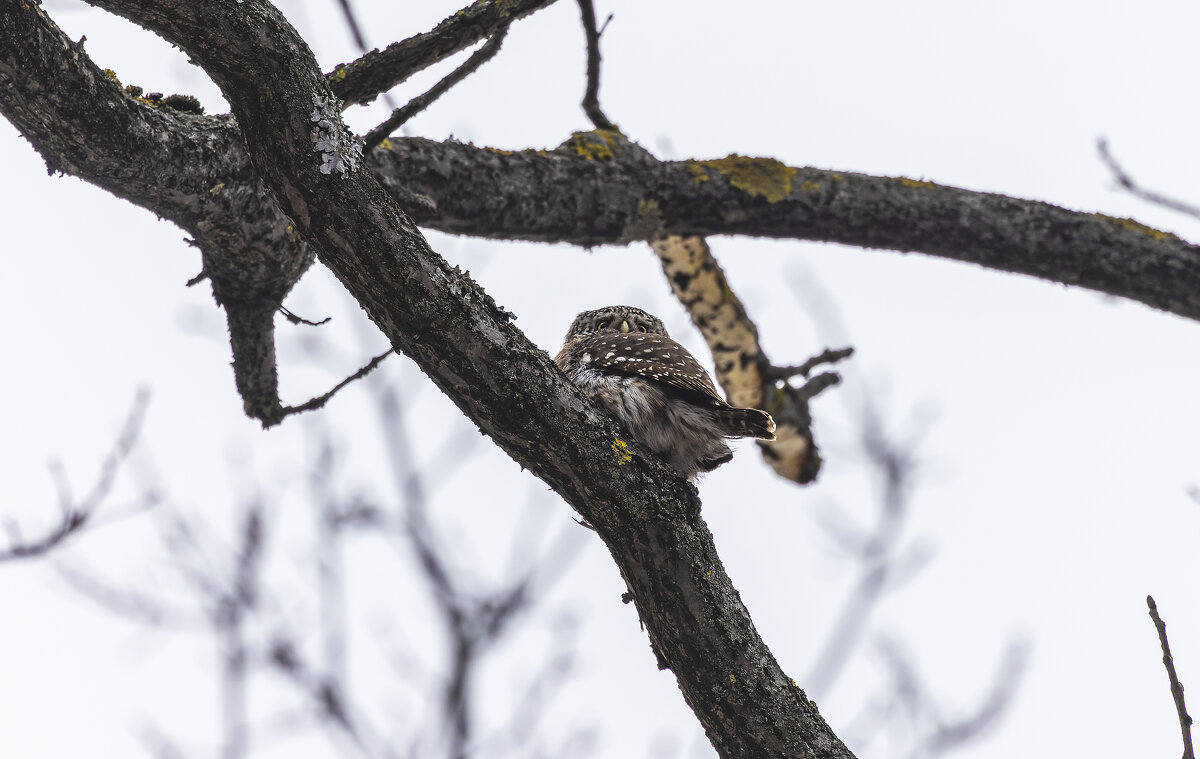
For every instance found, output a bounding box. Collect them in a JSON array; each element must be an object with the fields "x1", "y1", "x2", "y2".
[{"x1": 1, "y1": 1, "x2": 854, "y2": 755}]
